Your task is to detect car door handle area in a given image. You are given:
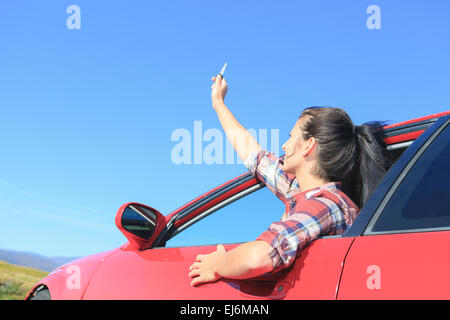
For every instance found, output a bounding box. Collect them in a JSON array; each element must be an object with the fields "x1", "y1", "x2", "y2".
[
  {"x1": 235, "y1": 279, "x2": 291, "y2": 299},
  {"x1": 222, "y1": 270, "x2": 293, "y2": 300}
]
